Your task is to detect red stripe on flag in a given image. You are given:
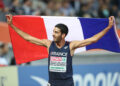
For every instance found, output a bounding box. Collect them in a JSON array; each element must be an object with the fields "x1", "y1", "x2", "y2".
[{"x1": 9, "y1": 16, "x2": 48, "y2": 64}]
